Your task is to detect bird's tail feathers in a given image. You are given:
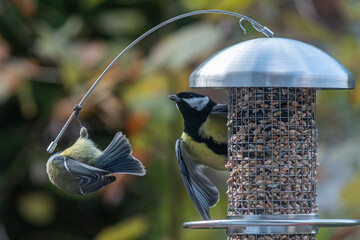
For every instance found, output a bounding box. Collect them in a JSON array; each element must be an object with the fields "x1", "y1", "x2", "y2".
[{"x1": 96, "y1": 132, "x2": 146, "y2": 176}]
